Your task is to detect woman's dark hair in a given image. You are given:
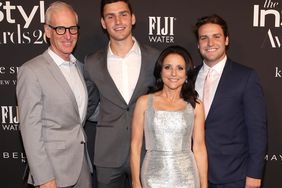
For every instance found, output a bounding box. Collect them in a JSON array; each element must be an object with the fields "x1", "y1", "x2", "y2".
[{"x1": 149, "y1": 45, "x2": 198, "y2": 108}]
